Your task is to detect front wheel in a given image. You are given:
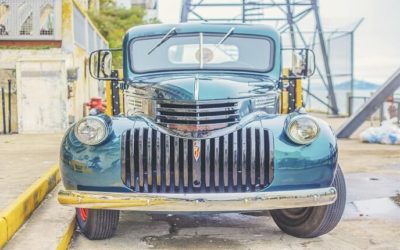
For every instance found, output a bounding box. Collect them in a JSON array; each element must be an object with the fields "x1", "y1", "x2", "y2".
[
  {"x1": 270, "y1": 165, "x2": 346, "y2": 238},
  {"x1": 76, "y1": 208, "x2": 120, "y2": 240}
]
